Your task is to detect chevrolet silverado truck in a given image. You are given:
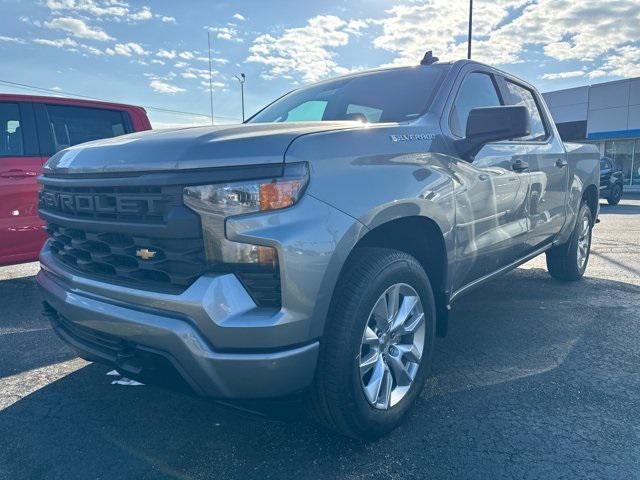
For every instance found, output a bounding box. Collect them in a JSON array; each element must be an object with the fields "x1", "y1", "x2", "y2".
[{"x1": 38, "y1": 58, "x2": 600, "y2": 439}]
